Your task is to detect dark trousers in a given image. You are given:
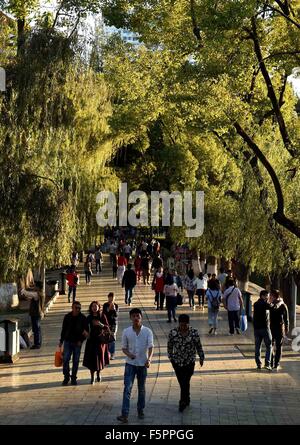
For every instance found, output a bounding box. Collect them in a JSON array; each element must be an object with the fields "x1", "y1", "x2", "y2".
[
  {"x1": 172, "y1": 361, "x2": 195, "y2": 404},
  {"x1": 31, "y1": 316, "x2": 41, "y2": 347},
  {"x1": 125, "y1": 287, "x2": 134, "y2": 304},
  {"x1": 63, "y1": 341, "x2": 82, "y2": 380},
  {"x1": 68, "y1": 286, "x2": 76, "y2": 303},
  {"x1": 155, "y1": 292, "x2": 165, "y2": 309},
  {"x1": 85, "y1": 271, "x2": 91, "y2": 283},
  {"x1": 187, "y1": 290, "x2": 195, "y2": 307},
  {"x1": 96, "y1": 259, "x2": 102, "y2": 273},
  {"x1": 228, "y1": 310, "x2": 240, "y2": 334},
  {"x1": 271, "y1": 330, "x2": 283, "y2": 367},
  {"x1": 196, "y1": 289, "x2": 205, "y2": 306},
  {"x1": 254, "y1": 328, "x2": 272, "y2": 367}
]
